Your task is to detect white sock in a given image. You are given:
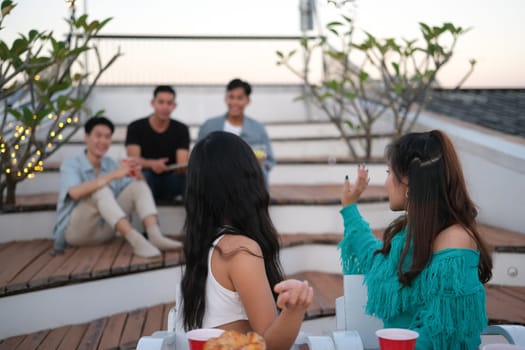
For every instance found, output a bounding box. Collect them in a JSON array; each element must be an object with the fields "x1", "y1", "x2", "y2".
[
  {"x1": 146, "y1": 225, "x2": 183, "y2": 251},
  {"x1": 125, "y1": 229, "x2": 161, "y2": 257}
]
